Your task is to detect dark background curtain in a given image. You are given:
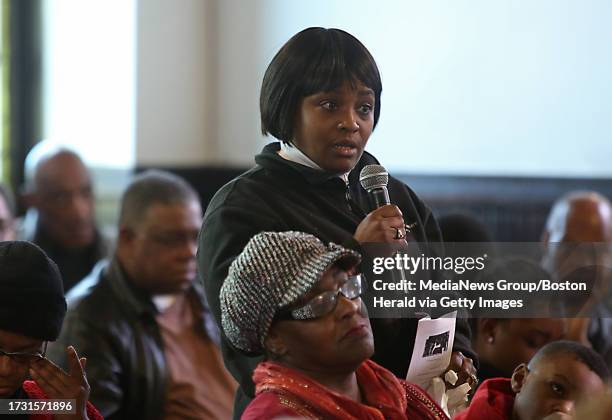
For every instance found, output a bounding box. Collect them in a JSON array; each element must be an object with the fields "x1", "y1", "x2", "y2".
[{"x1": 6, "y1": 0, "x2": 43, "y2": 201}]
